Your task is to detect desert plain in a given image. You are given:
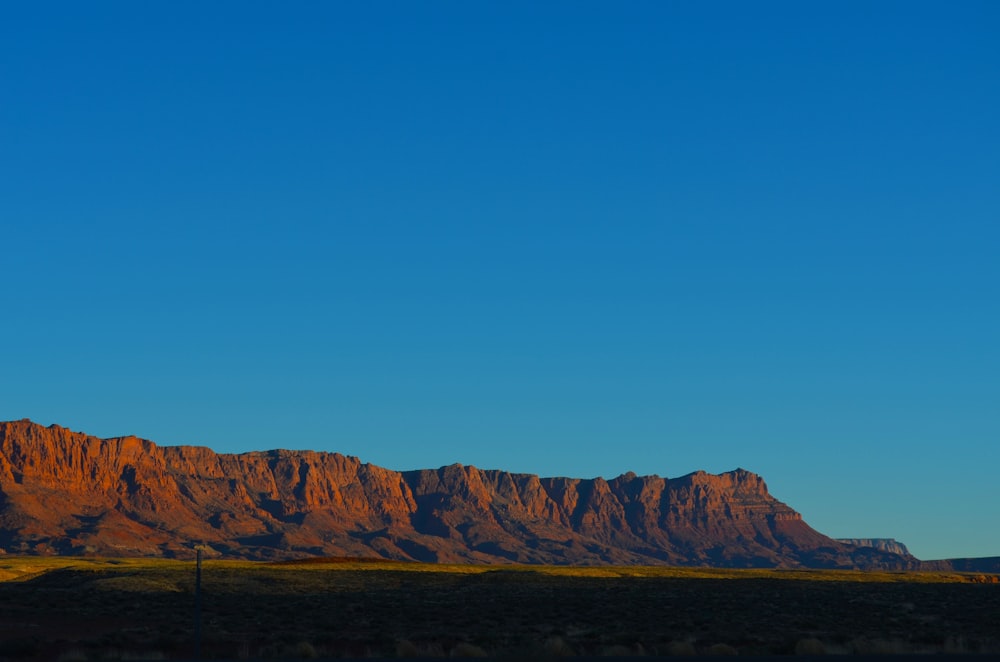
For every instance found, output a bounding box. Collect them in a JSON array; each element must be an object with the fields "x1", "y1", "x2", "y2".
[{"x1": 0, "y1": 557, "x2": 997, "y2": 660}]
